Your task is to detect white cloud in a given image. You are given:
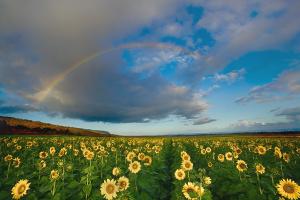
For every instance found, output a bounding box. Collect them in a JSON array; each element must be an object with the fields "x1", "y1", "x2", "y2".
[{"x1": 236, "y1": 67, "x2": 300, "y2": 103}]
